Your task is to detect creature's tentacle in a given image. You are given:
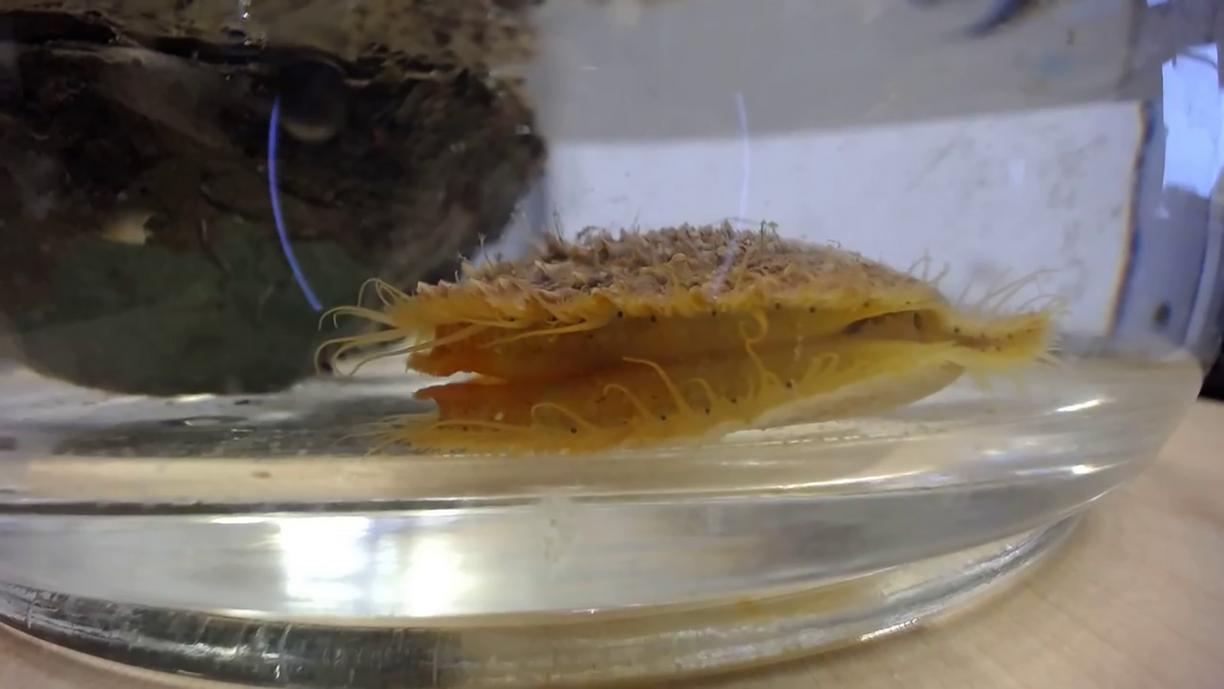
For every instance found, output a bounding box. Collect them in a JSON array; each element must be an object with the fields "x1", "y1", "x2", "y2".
[
  {"x1": 481, "y1": 318, "x2": 610, "y2": 348},
  {"x1": 624, "y1": 356, "x2": 696, "y2": 417},
  {"x1": 530, "y1": 402, "x2": 600, "y2": 432},
  {"x1": 604, "y1": 383, "x2": 655, "y2": 422}
]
